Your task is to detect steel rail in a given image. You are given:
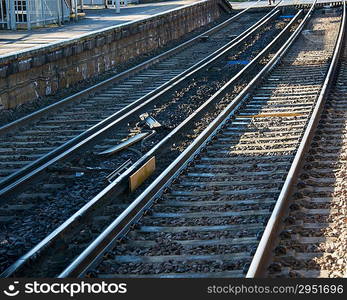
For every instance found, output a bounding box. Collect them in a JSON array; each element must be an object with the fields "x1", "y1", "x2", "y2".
[
  {"x1": 0, "y1": 4, "x2": 281, "y2": 198},
  {"x1": 0, "y1": 2, "x2": 244, "y2": 134},
  {"x1": 57, "y1": 5, "x2": 312, "y2": 278},
  {"x1": 0, "y1": 6, "x2": 283, "y2": 277},
  {"x1": 246, "y1": 0, "x2": 346, "y2": 278},
  {"x1": 0, "y1": 0, "x2": 264, "y2": 134},
  {"x1": 0, "y1": 1, "x2": 280, "y2": 196}
]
